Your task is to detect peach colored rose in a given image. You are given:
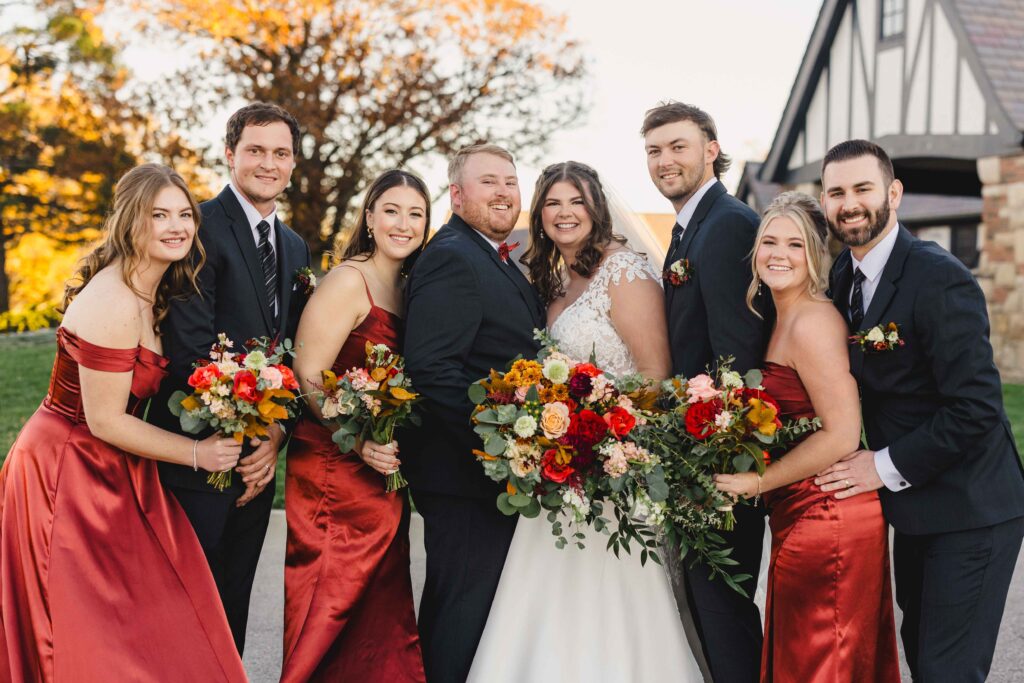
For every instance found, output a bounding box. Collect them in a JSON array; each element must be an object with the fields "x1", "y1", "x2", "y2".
[
  {"x1": 685, "y1": 374, "x2": 719, "y2": 404},
  {"x1": 539, "y1": 402, "x2": 571, "y2": 439}
]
